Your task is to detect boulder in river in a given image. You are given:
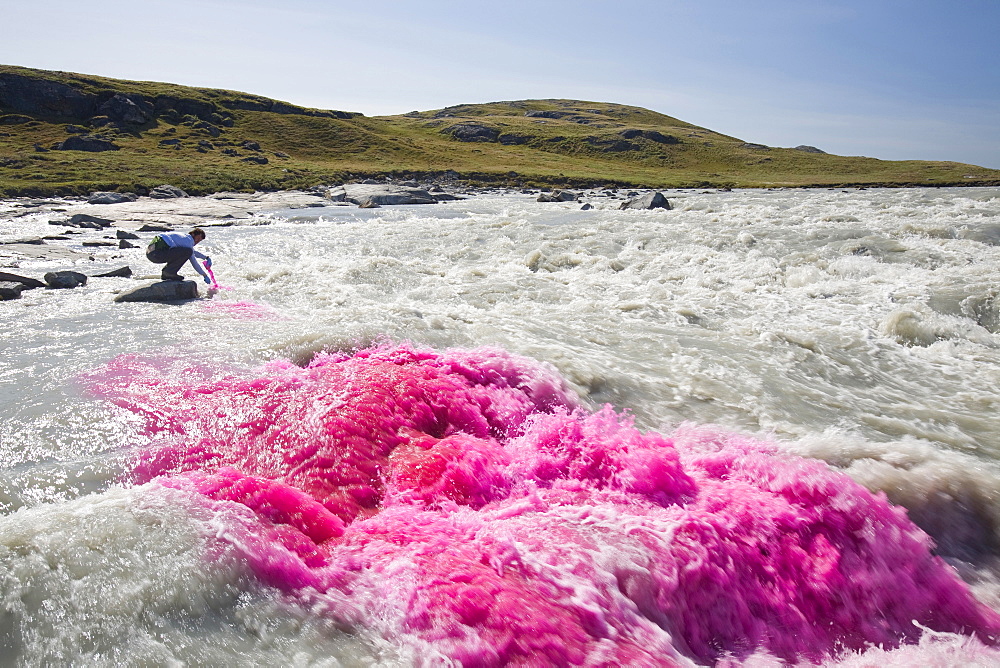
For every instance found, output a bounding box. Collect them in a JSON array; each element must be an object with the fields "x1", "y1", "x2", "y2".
[
  {"x1": 332, "y1": 184, "x2": 437, "y2": 206},
  {"x1": 94, "y1": 266, "x2": 133, "y2": 278},
  {"x1": 537, "y1": 190, "x2": 579, "y2": 203},
  {"x1": 0, "y1": 282, "x2": 26, "y2": 300},
  {"x1": 0, "y1": 271, "x2": 45, "y2": 289},
  {"x1": 69, "y1": 213, "x2": 114, "y2": 228},
  {"x1": 114, "y1": 280, "x2": 199, "y2": 303},
  {"x1": 44, "y1": 271, "x2": 88, "y2": 289},
  {"x1": 619, "y1": 192, "x2": 672, "y2": 210}
]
